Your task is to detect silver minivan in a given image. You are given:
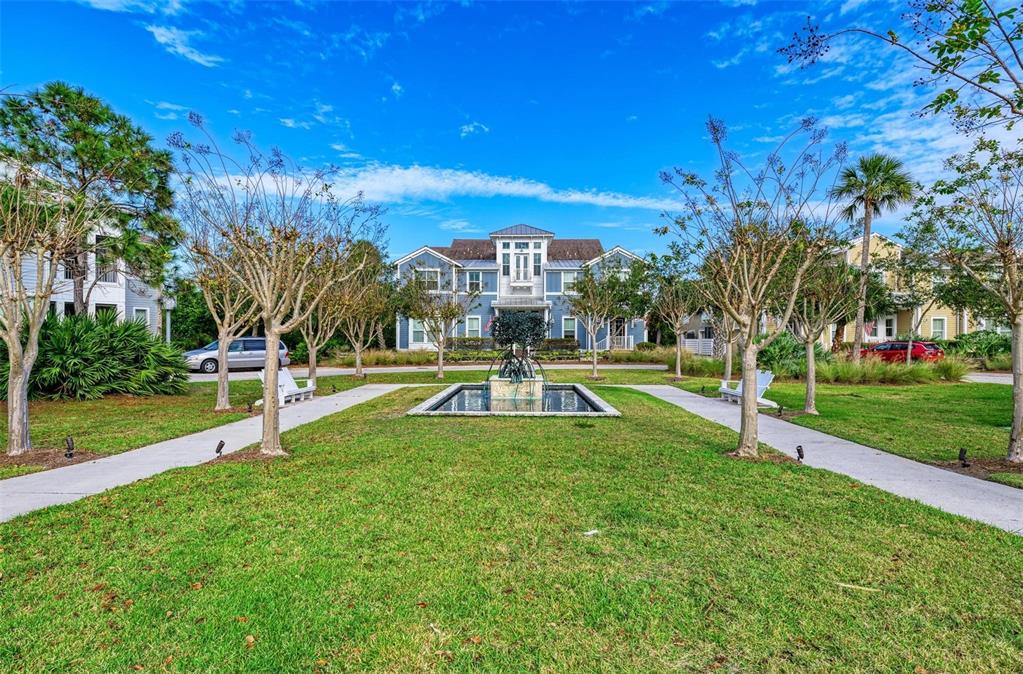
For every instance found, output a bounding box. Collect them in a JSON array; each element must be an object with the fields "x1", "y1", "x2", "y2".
[{"x1": 184, "y1": 337, "x2": 290, "y2": 373}]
